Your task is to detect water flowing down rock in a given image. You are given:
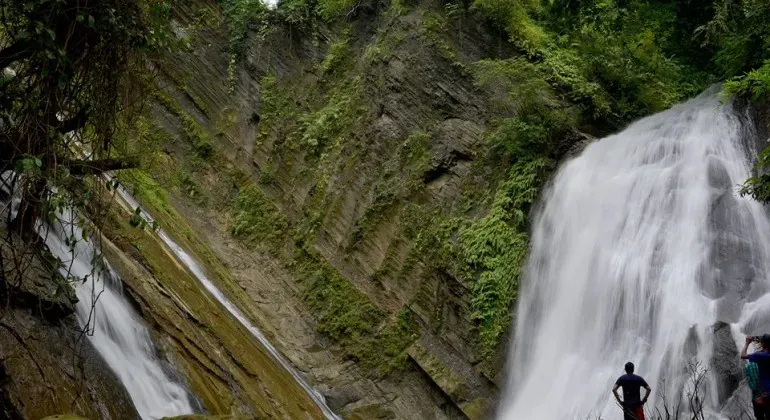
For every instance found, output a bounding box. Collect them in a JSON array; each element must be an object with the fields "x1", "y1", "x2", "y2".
[
  {"x1": 44, "y1": 210, "x2": 194, "y2": 419},
  {"x1": 498, "y1": 89, "x2": 770, "y2": 419}
]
